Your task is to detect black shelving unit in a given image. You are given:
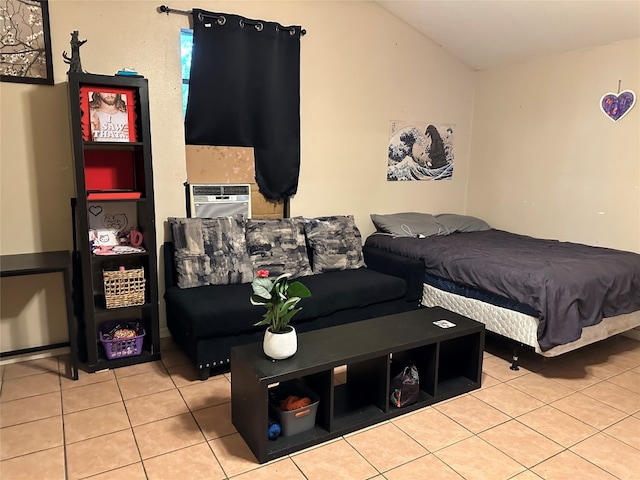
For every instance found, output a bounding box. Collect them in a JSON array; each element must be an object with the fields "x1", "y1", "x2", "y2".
[
  {"x1": 67, "y1": 73, "x2": 160, "y2": 372},
  {"x1": 231, "y1": 307, "x2": 484, "y2": 463}
]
